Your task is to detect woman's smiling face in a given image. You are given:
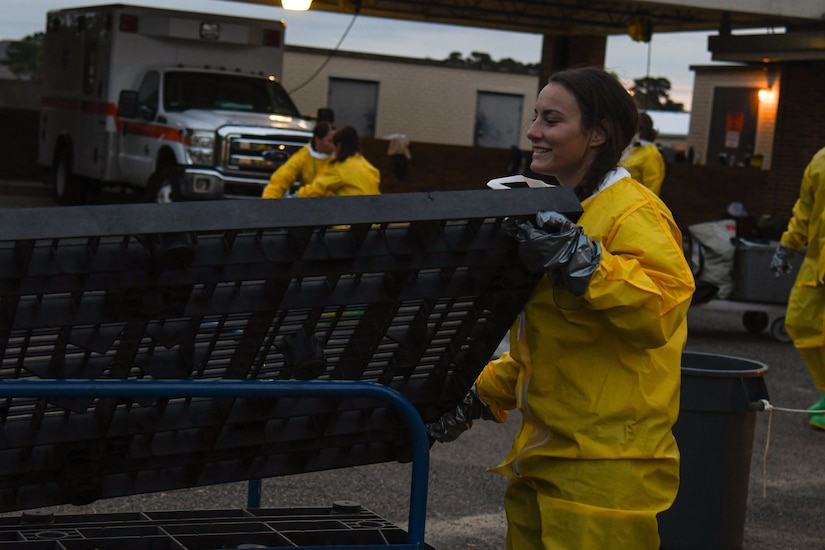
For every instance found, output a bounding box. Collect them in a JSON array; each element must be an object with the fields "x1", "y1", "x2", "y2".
[{"x1": 526, "y1": 82, "x2": 602, "y2": 188}]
